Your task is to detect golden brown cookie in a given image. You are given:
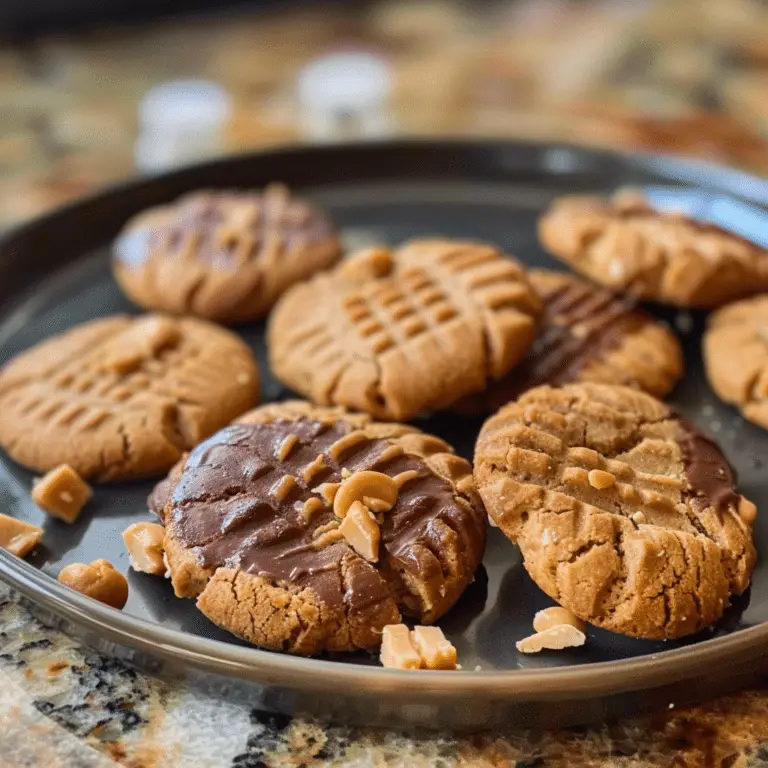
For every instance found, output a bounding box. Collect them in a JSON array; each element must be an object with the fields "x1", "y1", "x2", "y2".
[
  {"x1": 150, "y1": 401, "x2": 486, "y2": 655},
  {"x1": 455, "y1": 269, "x2": 683, "y2": 413},
  {"x1": 112, "y1": 184, "x2": 342, "y2": 324},
  {"x1": 0, "y1": 314, "x2": 259, "y2": 481},
  {"x1": 268, "y1": 240, "x2": 542, "y2": 421},
  {"x1": 474, "y1": 383, "x2": 757, "y2": 640},
  {"x1": 539, "y1": 192, "x2": 768, "y2": 308},
  {"x1": 704, "y1": 295, "x2": 768, "y2": 429}
]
